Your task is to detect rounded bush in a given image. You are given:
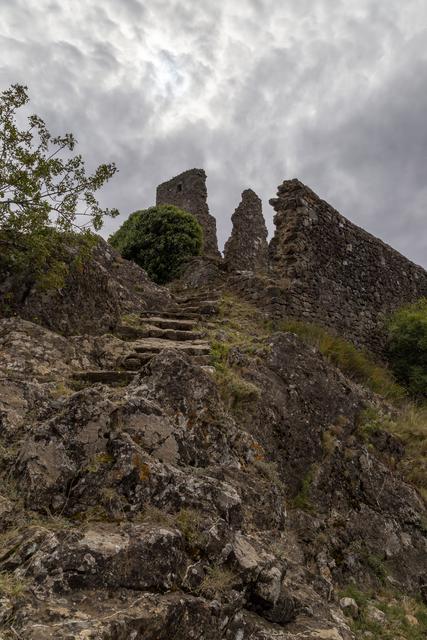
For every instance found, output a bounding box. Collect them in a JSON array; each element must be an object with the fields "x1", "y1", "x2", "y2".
[
  {"x1": 387, "y1": 298, "x2": 427, "y2": 397},
  {"x1": 109, "y1": 205, "x2": 203, "y2": 284}
]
